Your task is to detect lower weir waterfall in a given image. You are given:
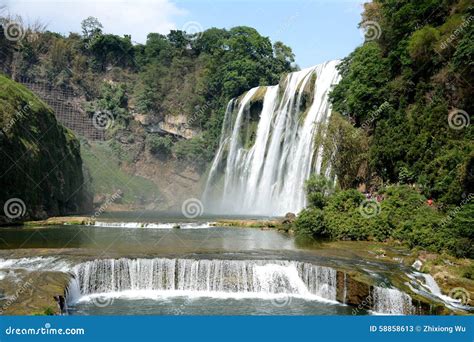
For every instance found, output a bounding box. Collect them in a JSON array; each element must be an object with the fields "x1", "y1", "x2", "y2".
[
  {"x1": 67, "y1": 258, "x2": 337, "y2": 303},
  {"x1": 65, "y1": 257, "x2": 414, "y2": 315},
  {"x1": 203, "y1": 60, "x2": 341, "y2": 216}
]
